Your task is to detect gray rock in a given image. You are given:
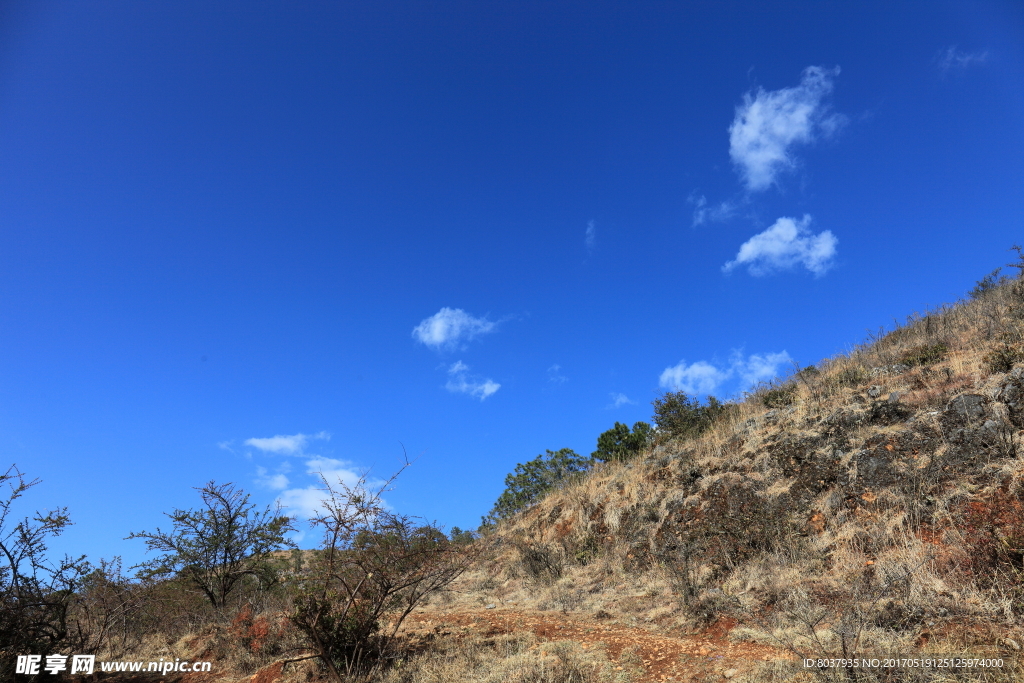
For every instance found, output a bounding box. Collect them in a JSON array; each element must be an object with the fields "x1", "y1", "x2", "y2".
[
  {"x1": 868, "y1": 385, "x2": 882, "y2": 398},
  {"x1": 870, "y1": 364, "x2": 911, "y2": 378},
  {"x1": 856, "y1": 448, "x2": 897, "y2": 488},
  {"x1": 996, "y1": 367, "x2": 1024, "y2": 427},
  {"x1": 946, "y1": 394, "x2": 987, "y2": 422},
  {"x1": 485, "y1": 603, "x2": 496, "y2": 609},
  {"x1": 888, "y1": 391, "x2": 901, "y2": 404}
]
